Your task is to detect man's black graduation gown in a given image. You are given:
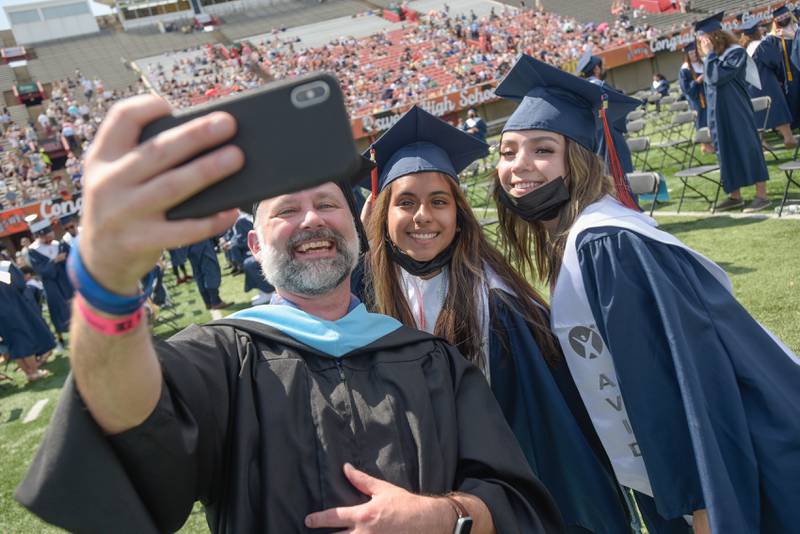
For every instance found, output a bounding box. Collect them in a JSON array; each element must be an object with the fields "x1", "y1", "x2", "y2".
[{"x1": 16, "y1": 316, "x2": 563, "y2": 534}]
